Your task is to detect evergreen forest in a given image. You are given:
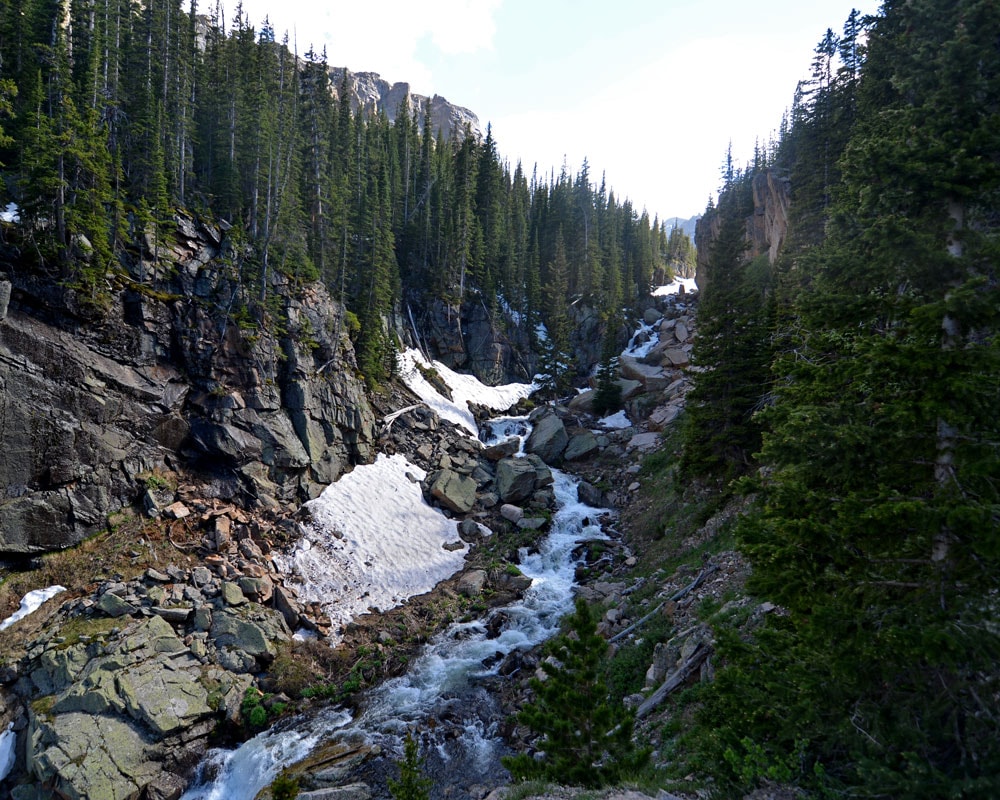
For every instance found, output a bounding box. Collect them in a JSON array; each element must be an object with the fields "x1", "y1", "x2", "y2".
[
  {"x1": 0, "y1": 0, "x2": 694, "y2": 388},
  {"x1": 0, "y1": 0, "x2": 998, "y2": 798},
  {"x1": 678, "y1": 0, "x2": 1000, "y2": 796}
]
